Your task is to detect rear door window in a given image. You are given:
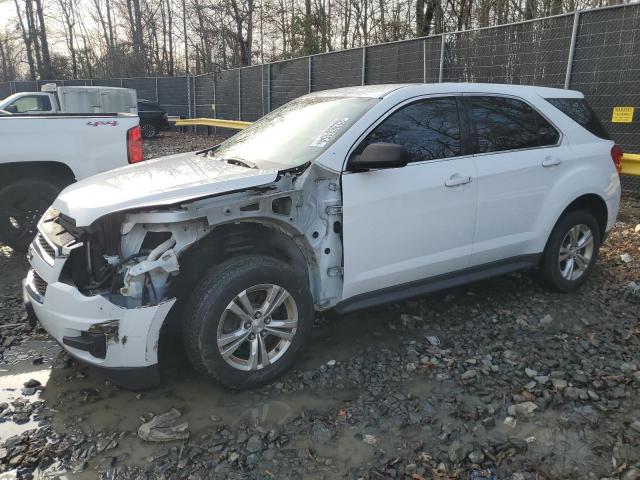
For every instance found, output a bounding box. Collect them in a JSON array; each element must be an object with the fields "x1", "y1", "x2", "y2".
[
  {"x1": 545, "y1": 98, "x2": 610, "y2": 140},
  {"x1": 361, "y1": 97, "x2": 462, "y2": 163},
  {"x1": 465, "y1": 96, "x2": 559, "y2": 154}
]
